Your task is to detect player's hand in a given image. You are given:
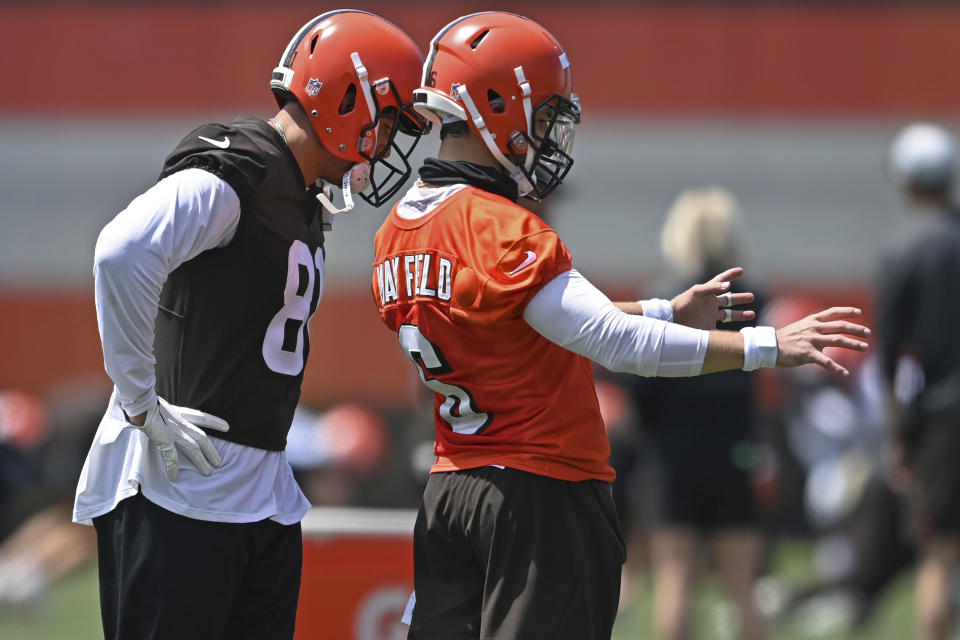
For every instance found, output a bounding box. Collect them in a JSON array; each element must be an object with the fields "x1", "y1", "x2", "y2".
[
  {"x1": 133, "y1": 398, "x2": 230, "y2": 481},
  {"x1": 671, "y1": 267, "x2": 756, "y2": 330},
  {"x1": 775, "y1": 307, "x2": 870, "y2": 375}
]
